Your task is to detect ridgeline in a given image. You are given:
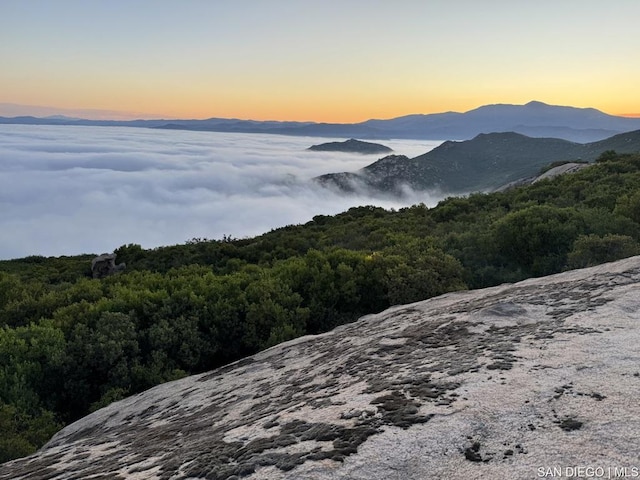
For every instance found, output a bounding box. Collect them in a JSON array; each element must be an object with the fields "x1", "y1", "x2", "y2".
[{"x1": 315, "y1": 130, "x2": 640, "y2": 195}]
